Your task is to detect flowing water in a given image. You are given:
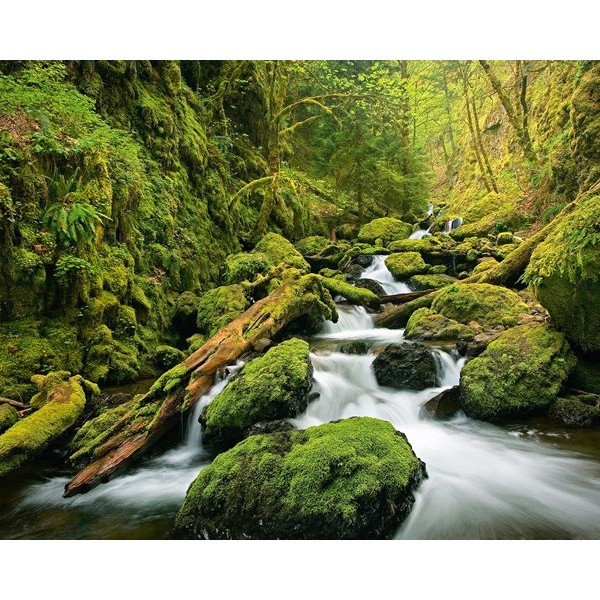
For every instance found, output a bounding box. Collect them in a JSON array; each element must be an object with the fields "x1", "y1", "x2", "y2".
[{"x1": 1, "y1": 261, "x2": 600, "y2": 539}]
